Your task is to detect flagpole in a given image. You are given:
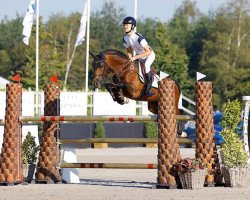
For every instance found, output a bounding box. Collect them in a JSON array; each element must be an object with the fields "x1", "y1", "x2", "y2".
[
  {"x1": 133, "y1": 0, "x2": 137, "y2": 54},
  {"x1": 85, "y1": 0, "x2": 90, "y2": 93},
  {"x1": 134, "y1": 0, "x2": 137, "y2": 21},
  {"x1": 35, "y1": 0, "x2": 39, "y2": 115}
]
